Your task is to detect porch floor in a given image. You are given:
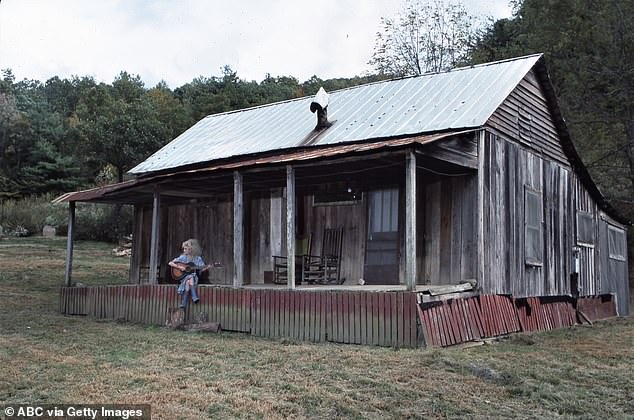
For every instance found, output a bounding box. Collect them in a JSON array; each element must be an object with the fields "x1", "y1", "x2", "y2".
[{"x1": 240, "y1": 282, "x2": 475, "y2": 295}]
